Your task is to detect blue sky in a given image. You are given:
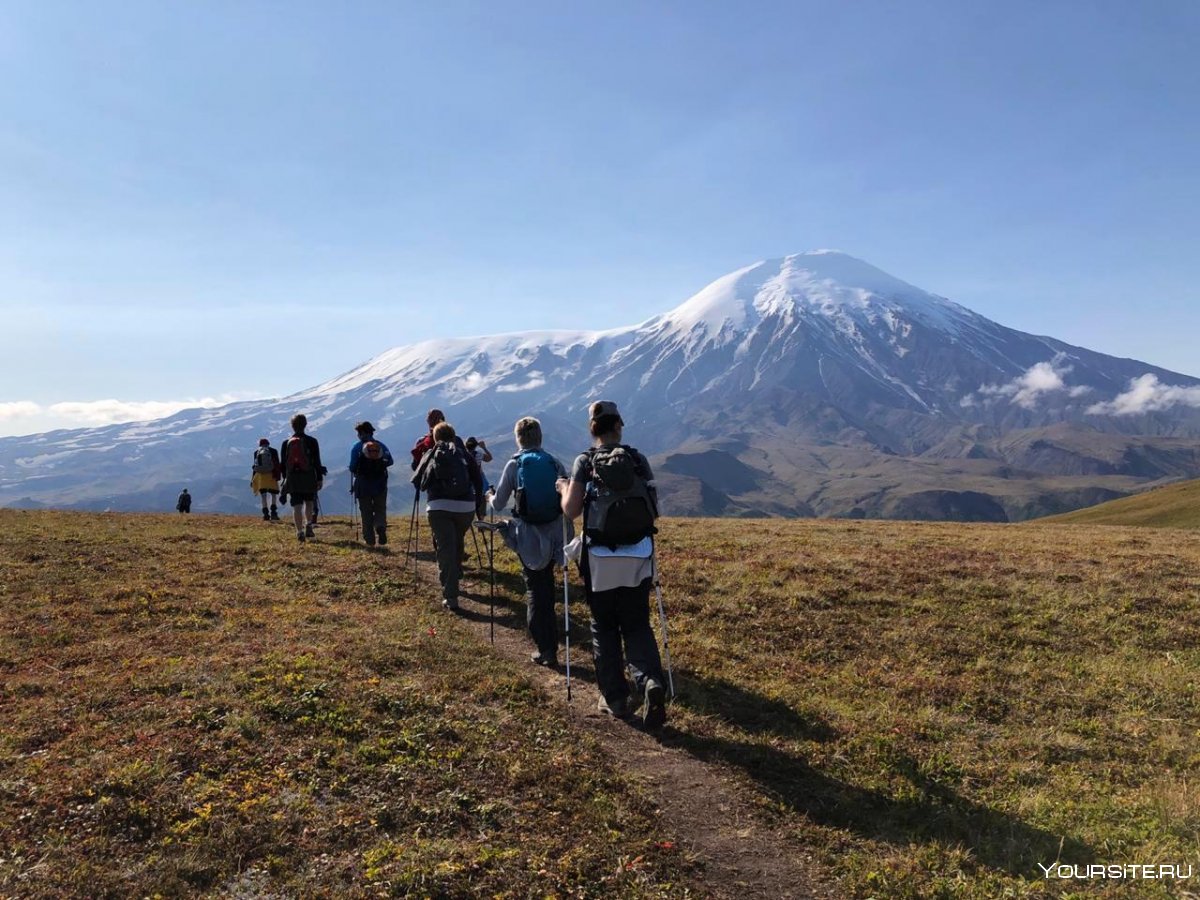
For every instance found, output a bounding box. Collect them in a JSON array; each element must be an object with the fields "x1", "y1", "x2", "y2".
[{"x1": 1, "y1": 0, "x2": 1197, "y2": 436}]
